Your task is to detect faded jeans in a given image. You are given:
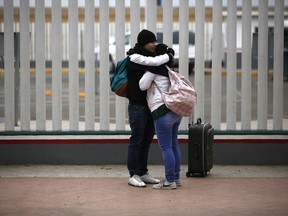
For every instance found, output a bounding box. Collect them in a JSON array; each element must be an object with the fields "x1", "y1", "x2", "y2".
[{"x1": 154, "y1": 111, "x2": 182, "y2": 182}]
